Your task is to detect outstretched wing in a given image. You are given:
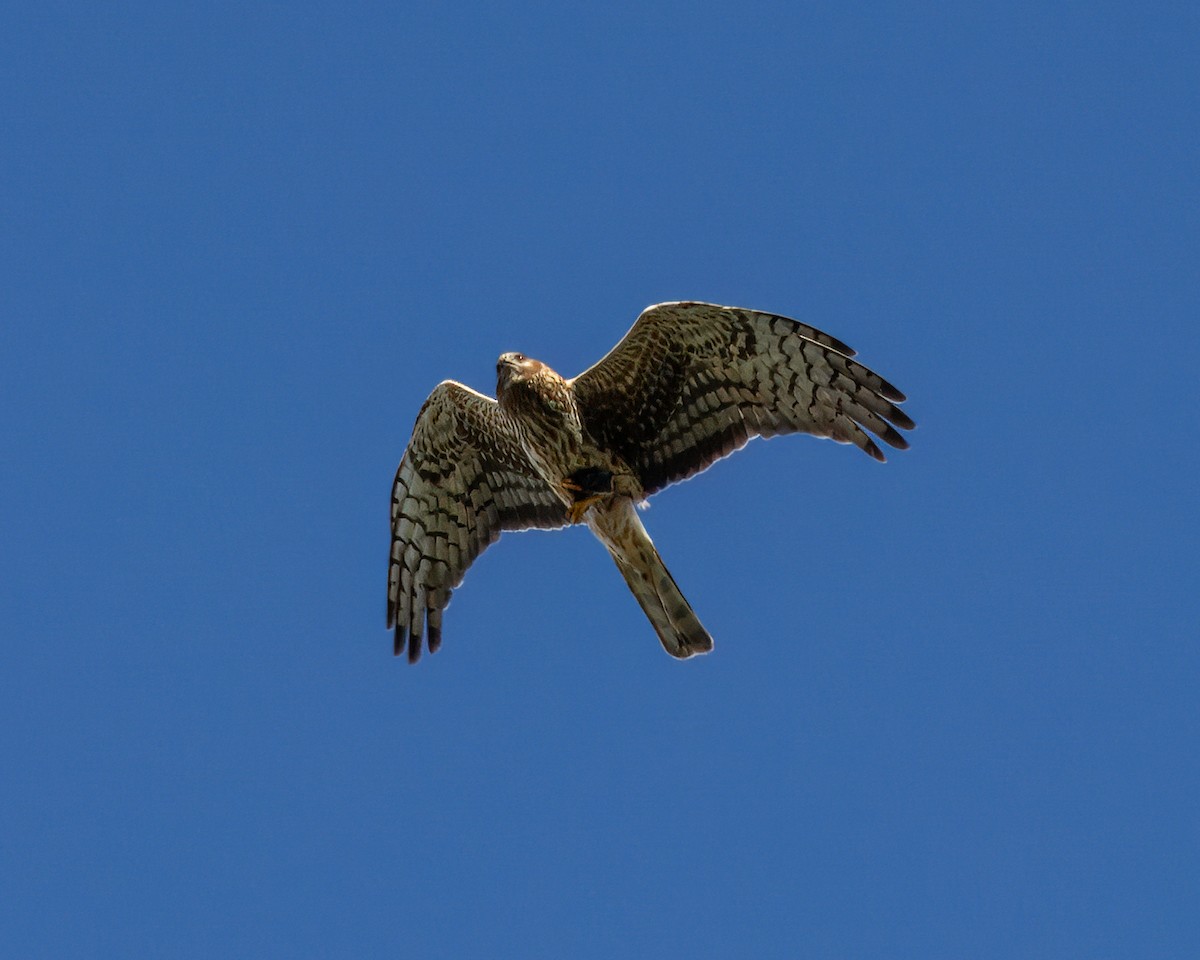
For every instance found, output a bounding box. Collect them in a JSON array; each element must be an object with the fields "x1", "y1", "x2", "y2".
[
  {"x1": 571, "y1": 301, "x2": 914, "y2": 496},
  {"x1": 387, "y1": 381, "x2": 568, "y2": 662}
]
